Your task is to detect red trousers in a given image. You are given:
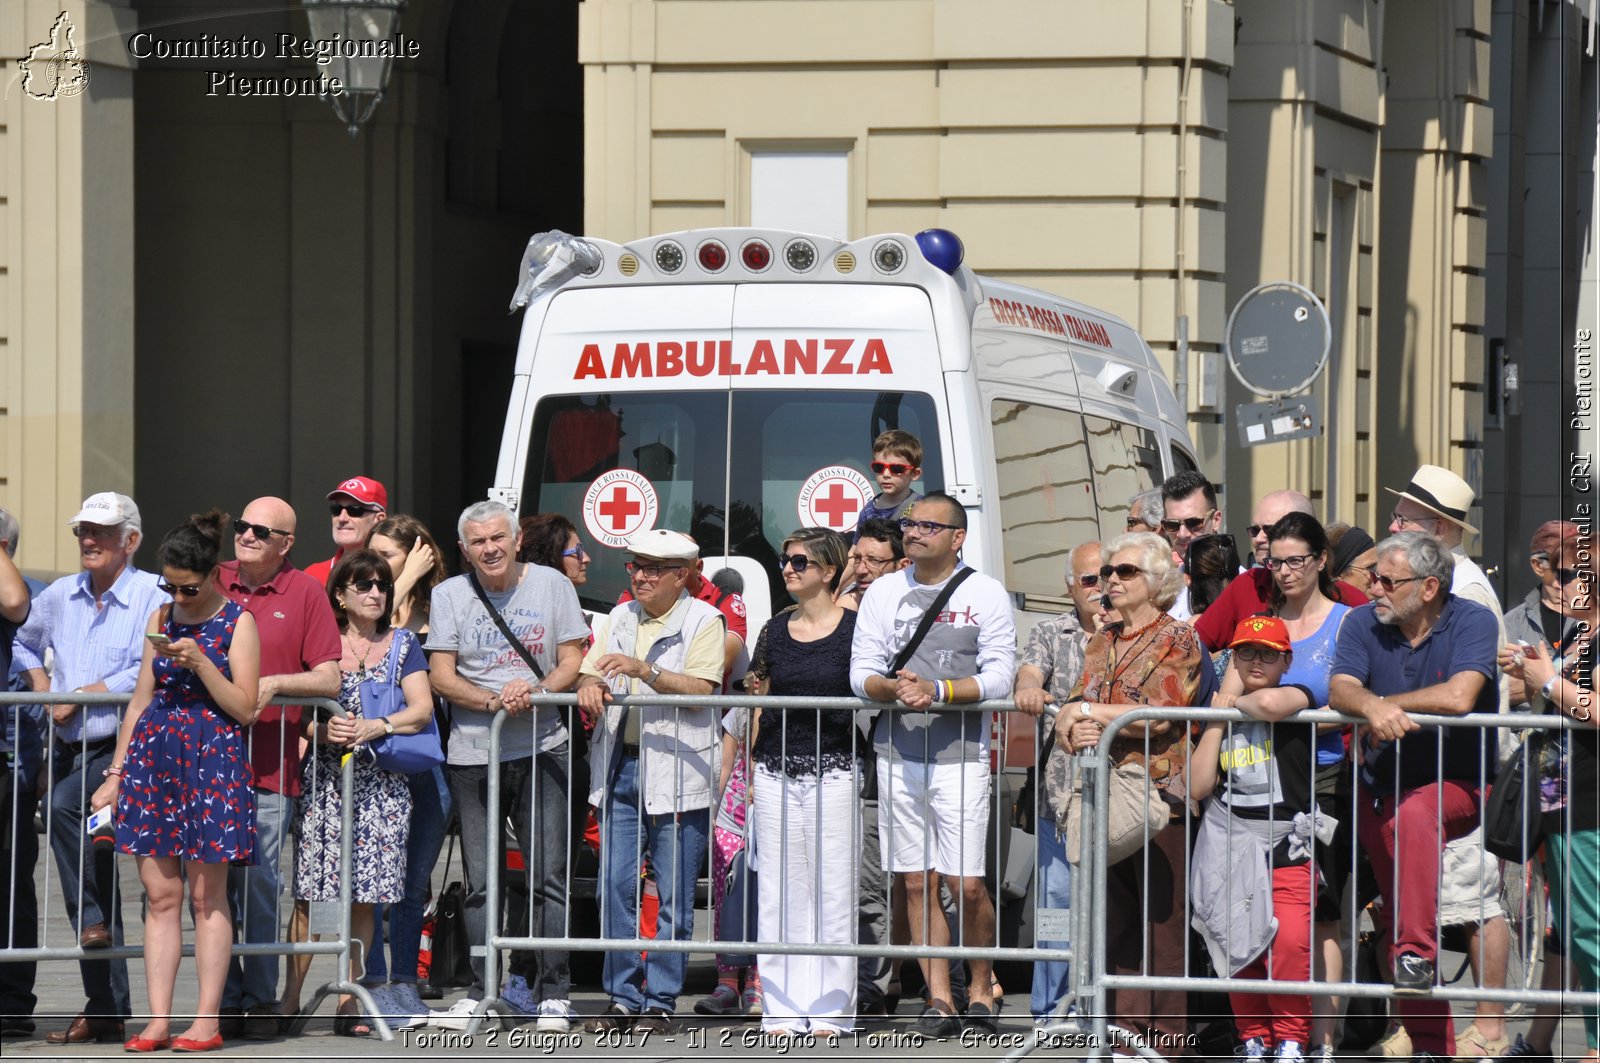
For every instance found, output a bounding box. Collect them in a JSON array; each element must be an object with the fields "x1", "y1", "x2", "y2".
[
  {"x1": 1230, "y1": 862, "x2": 1316, "y2": 1048},
  {"x1": 1357, "y1": 779, "x2": 1481, "y2": 1057}
]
